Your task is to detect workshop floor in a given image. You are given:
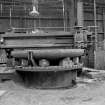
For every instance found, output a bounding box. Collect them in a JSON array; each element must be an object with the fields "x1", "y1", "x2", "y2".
[{"x1": 0, "y1": 71, "x2": 105, "y2": 105}]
